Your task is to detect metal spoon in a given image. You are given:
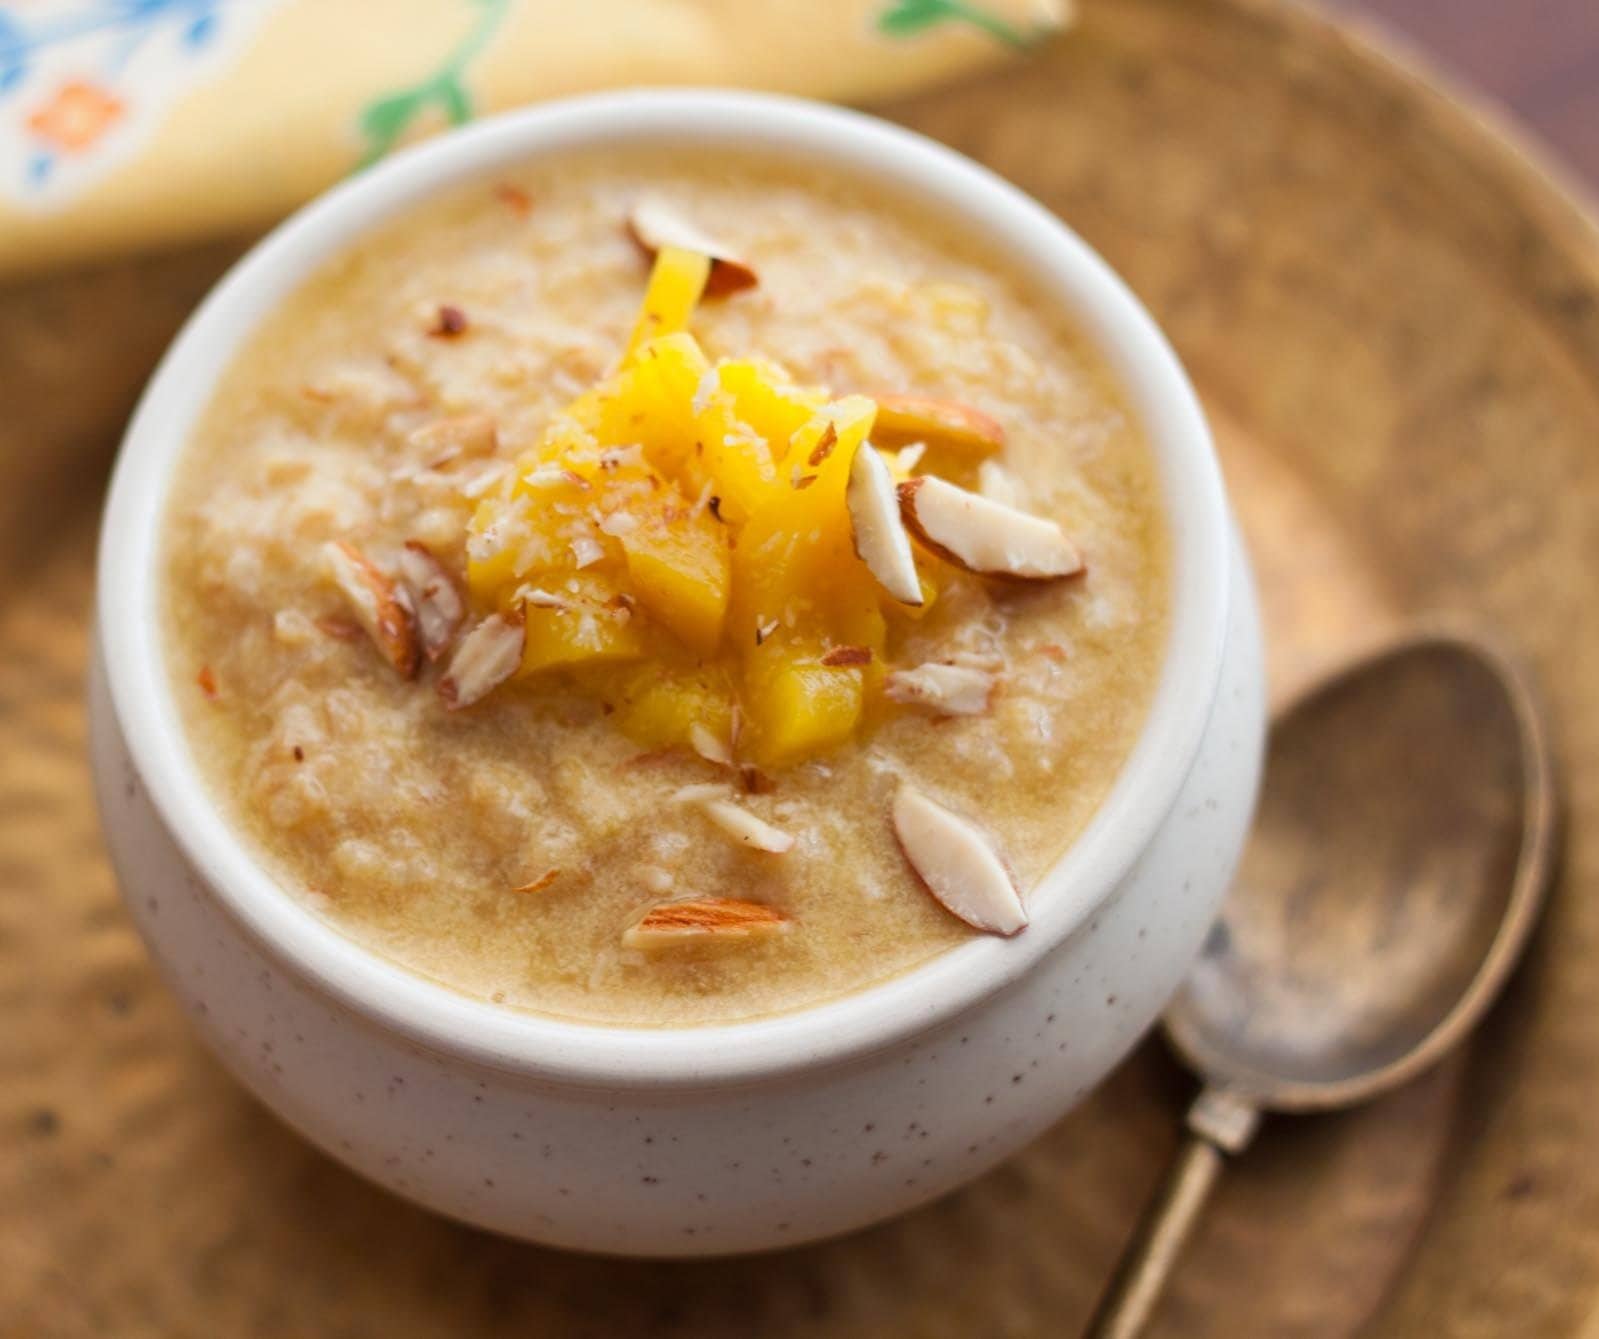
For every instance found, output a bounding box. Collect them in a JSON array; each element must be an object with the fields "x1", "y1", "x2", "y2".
[{"x1": 1085, "y1": 625, "x2": 1558, "y2": 1338}]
